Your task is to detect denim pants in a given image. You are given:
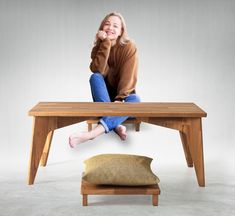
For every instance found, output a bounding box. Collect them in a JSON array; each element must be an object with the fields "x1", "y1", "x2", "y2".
[{"x1": 89, "y1": 73, "x2": 141, "y2": 133}]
